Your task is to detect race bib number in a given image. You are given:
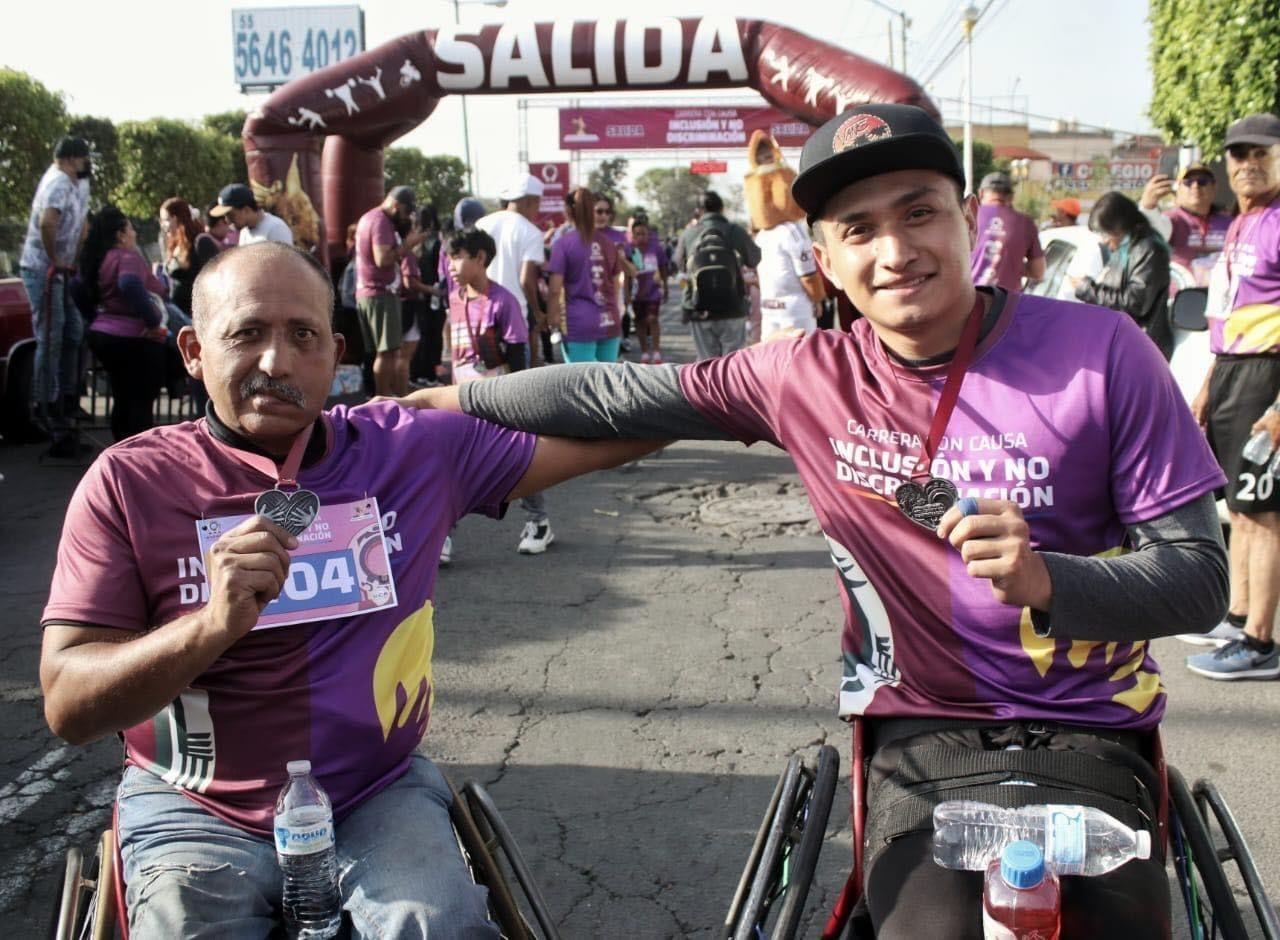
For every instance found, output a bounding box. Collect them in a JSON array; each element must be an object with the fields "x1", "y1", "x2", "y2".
[{"x1": 196, "y1": 497, "x2": 397, "y2": 631}]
